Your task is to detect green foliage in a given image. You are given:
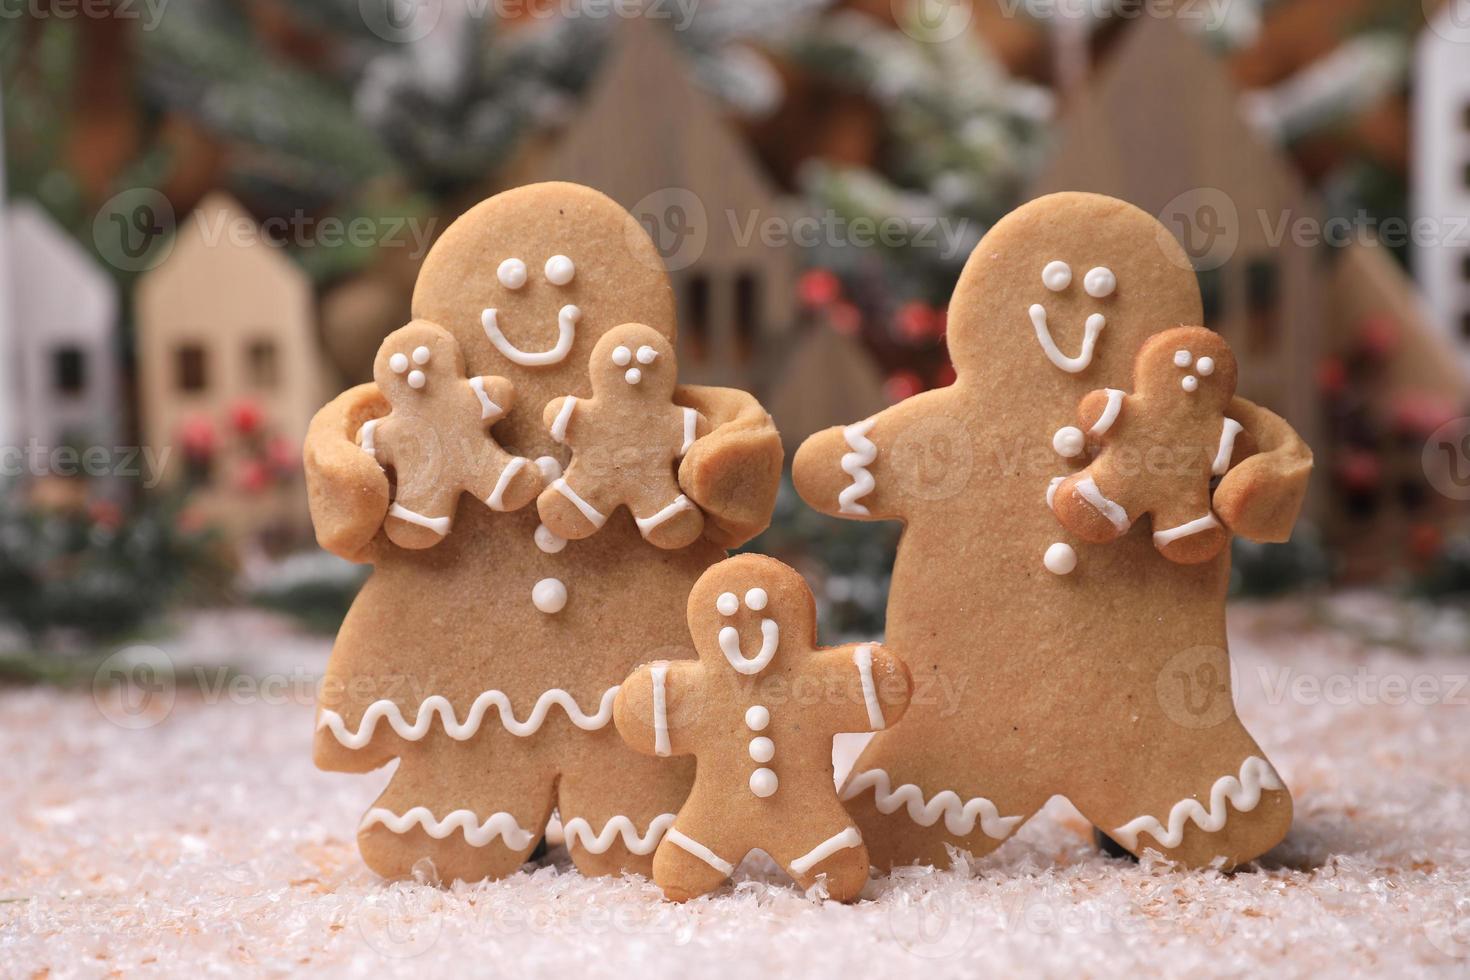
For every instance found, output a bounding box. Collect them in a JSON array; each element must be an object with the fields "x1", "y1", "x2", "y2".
[
  {"x1": 1411, "y1": 538, "x2": 1470, "y2": 601},
  {"x1": 244, "y1": 551, "x2": 369, "y2": 634},
  {"x1": 1230, "y1": 527, "x2": 1333, "y2": 599}
]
